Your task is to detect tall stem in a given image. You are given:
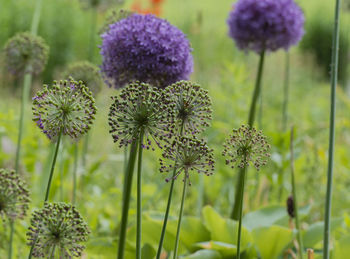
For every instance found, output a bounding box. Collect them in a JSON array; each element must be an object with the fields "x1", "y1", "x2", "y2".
[
  {"x1": 72, "y1": 143, "x2": 78, "y2": 205},
  {"x1": 136, "y1": 130, "x2": 144, "y2": 259},
  {"x1": 156, "y1": 122, "x2": 185, "y2": 259},
  {"x1": 8, "y1": 221, "x2": 14, "y2": 259},
  {"x1": 290, "y1": 127, "x2": 304, "y2": 259},
  {"x1": 44, "y1": 132, "x2": 62, "y2": 202},
  {"x1": 323, "y1": 0, "x2": 341, "y2": 258},
  {"x1": 282, "y1": 52, "x2": 290, "y2": 131},
  {"x1": 117, "y1": 141, "x2": 138, "y2": 259},
  {"x1": 231, "y1": 50, "x2": 266, "y2": 220},
  {"x1": 236, "y1": 166, "x2": 247, "y2": 259},
  {"x1": 173, "y1": 174, "x2": 188, "y2": 259}
]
